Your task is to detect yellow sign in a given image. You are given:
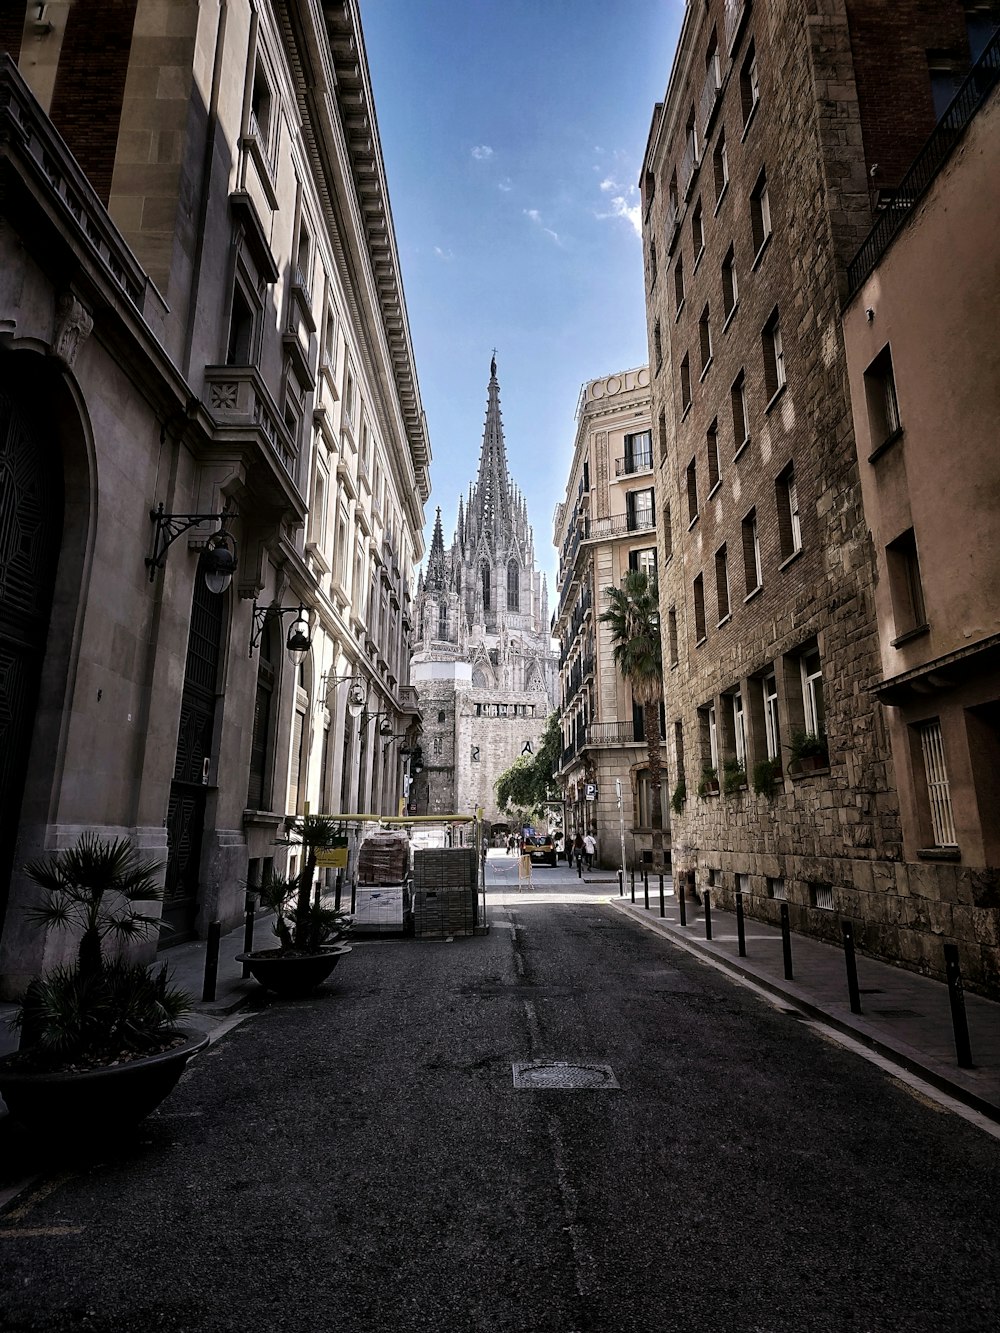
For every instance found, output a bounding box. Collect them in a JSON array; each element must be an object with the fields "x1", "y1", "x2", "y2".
[{"x1": 315, "y1": 848, "x2": 348, "y2": 868}]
